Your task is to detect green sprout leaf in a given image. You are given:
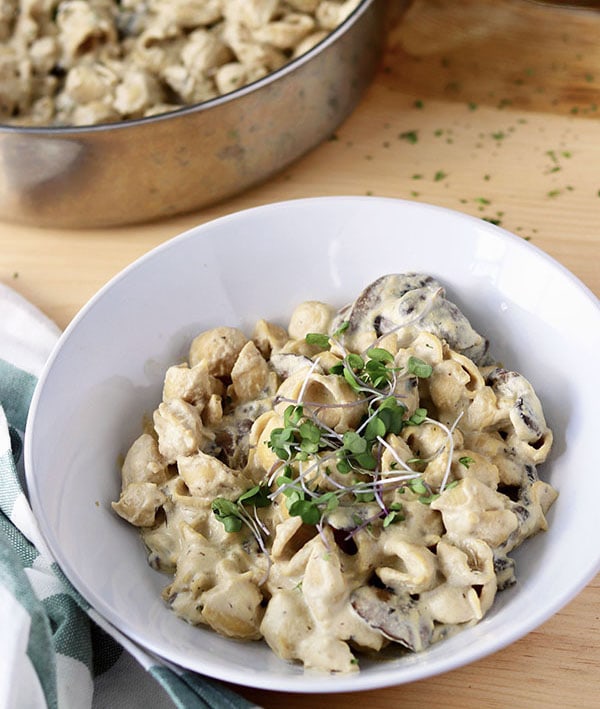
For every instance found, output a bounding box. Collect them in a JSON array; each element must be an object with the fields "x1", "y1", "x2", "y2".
[
  {"x1": 336, "y1": 458, "x2": 353, "y2": 475},
  {"x1": 355, "y1": 451, "x2": 377, "y2": 470},
  {"x1": 211, "y1": 498, "x2": 243, "y2": 533},
  {"x1": 305, "y1": 333, "x2": 331, "y2": 349},
  {"x1": 332, "y1": 320, "x2": 350, "y2": 338},
  {"x1": 364, "y1": 415, "x2": 386, "y2": 441},
  {"x1": 289, "y1": 499, "x2": 321, "y2": 525},
  {"x1": 407, "y1": 356, "x2": 433, "y2": 378},
  {"x1": 383, "y1": 504, "x2": 405, "y2": 527},
  {"x1": 346, "y1": 353, "x2": 365, "y2": 371},
  {"x1": 321, "y1": 492, "x2": 340, "y2": 511},
  {"x1": 408, "y1": 478, "x2": 428, "y2": 495},
  {"x1": 284, "y1": 404, "x2": 304, "y2": 427},
  {"x1": 342, "y1": 430, "x2": 367, "y2": 454},
  {"x1": 354, "y1": 489, "x2": 375, "y2": 503},
  {"x1": 407, "y1": 407, "x2": 427, "y2": 426},
  {"x1": 212, "y1": 498, "x2": 238, "y2": 517},
  {"x1": 238, "y1": 484, "x2": 271, "y2": 508},
  {"x1": 366, "y1": 347, "x2": 395, "y2": 364},
  {"x1": 418, "y1": 492, "x2": 440, "y2": 505},
  {"x1": 221, "y1": 516, "x2": 243, "y2": 533}
]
